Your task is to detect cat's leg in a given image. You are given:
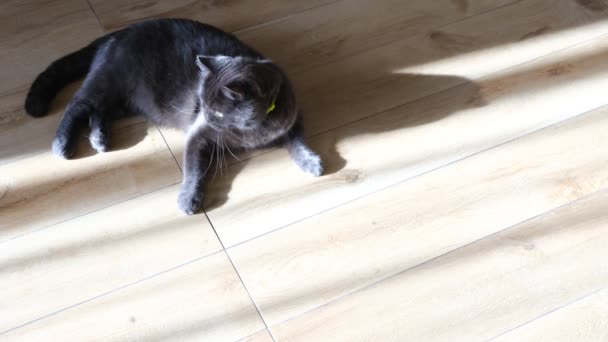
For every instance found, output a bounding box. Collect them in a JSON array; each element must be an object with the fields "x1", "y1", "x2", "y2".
[
  {"x1": 53, "y1": 70, "x2": 115, "y2": 158},
  {"x1": 177, "y1": 134, "x2": 214, "y2": 215},
  {"x1": 283, "y1": 120, "x2": 324, "y2": 177},
  {"x1": 52, "y1": 96, "x2": 94, "y2": 158},
  {"x1": 88, "y1": 113, "x2": 111, "y2": 153}
]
